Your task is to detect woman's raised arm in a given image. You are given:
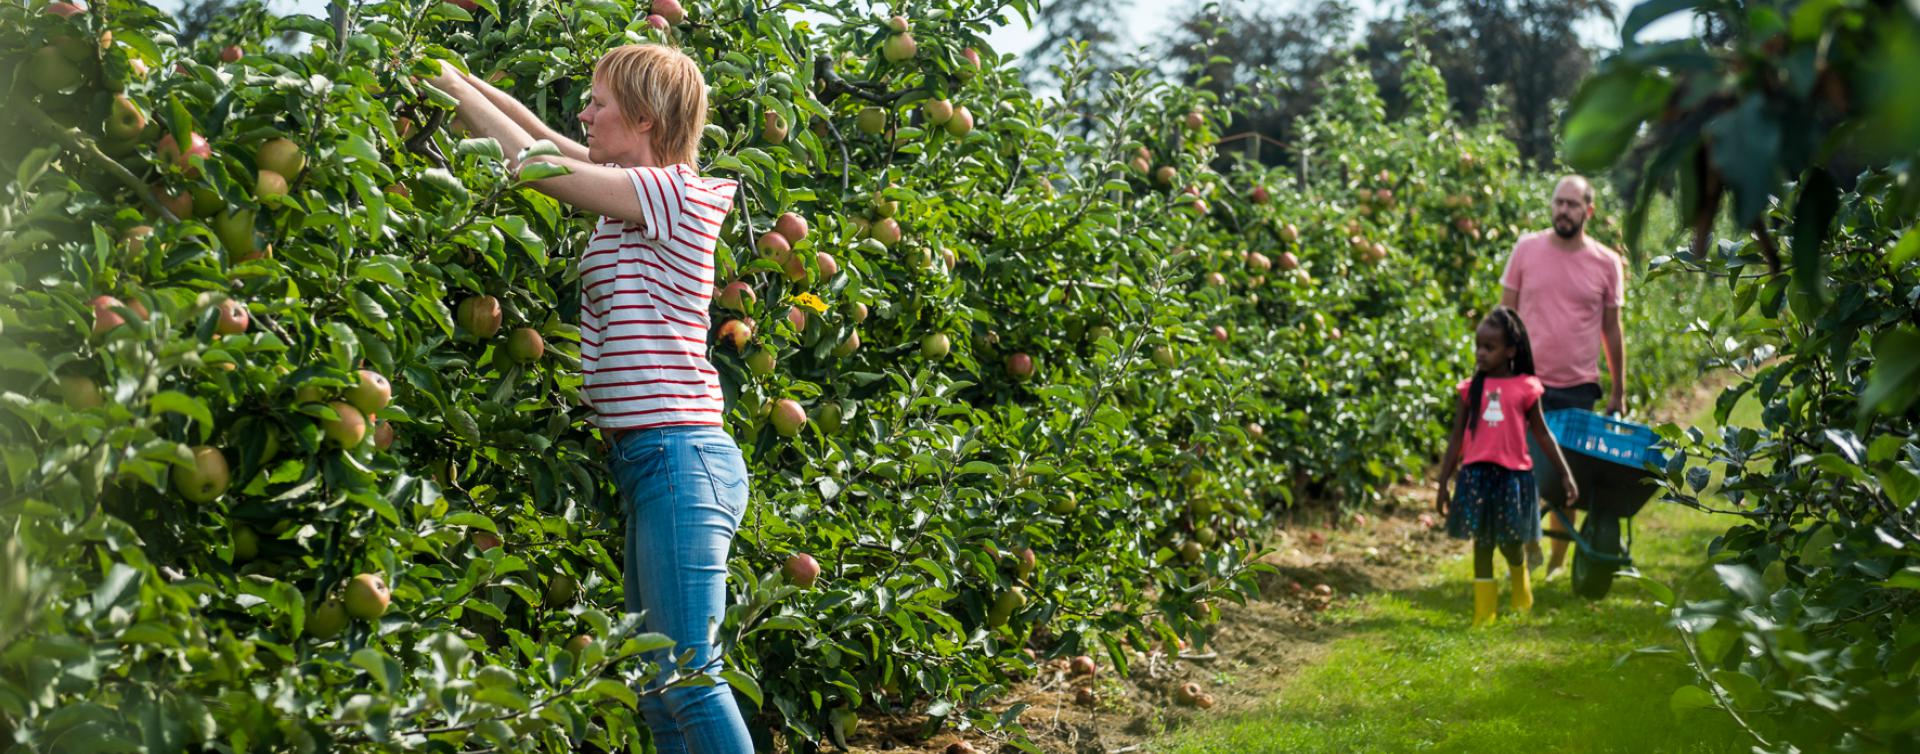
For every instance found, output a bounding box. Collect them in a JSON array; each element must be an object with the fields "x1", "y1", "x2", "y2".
[
  {"x1": 425, "y1": 61, "x2": 651, "y2": 227},
  {"x1": 458, "y1": 69, "x2": 590, "y2": 163}
]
